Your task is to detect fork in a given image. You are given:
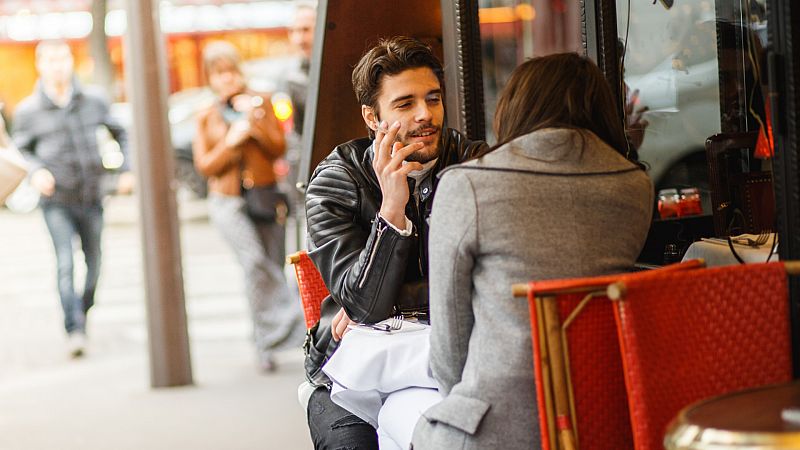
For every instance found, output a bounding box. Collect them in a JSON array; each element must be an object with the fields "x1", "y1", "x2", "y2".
[
  {"x1": 388, "y1": 314, "x2": 404, "y2": 331},
  {"x1": 754, "y1": 231, "x2": 772, "y2": 247},
  {"x1": 366, "y1": 315, "x2": 404, "y2": 332},
  {"x1": 732, "y1": 231, "x2": 771, "y2": 247}
]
